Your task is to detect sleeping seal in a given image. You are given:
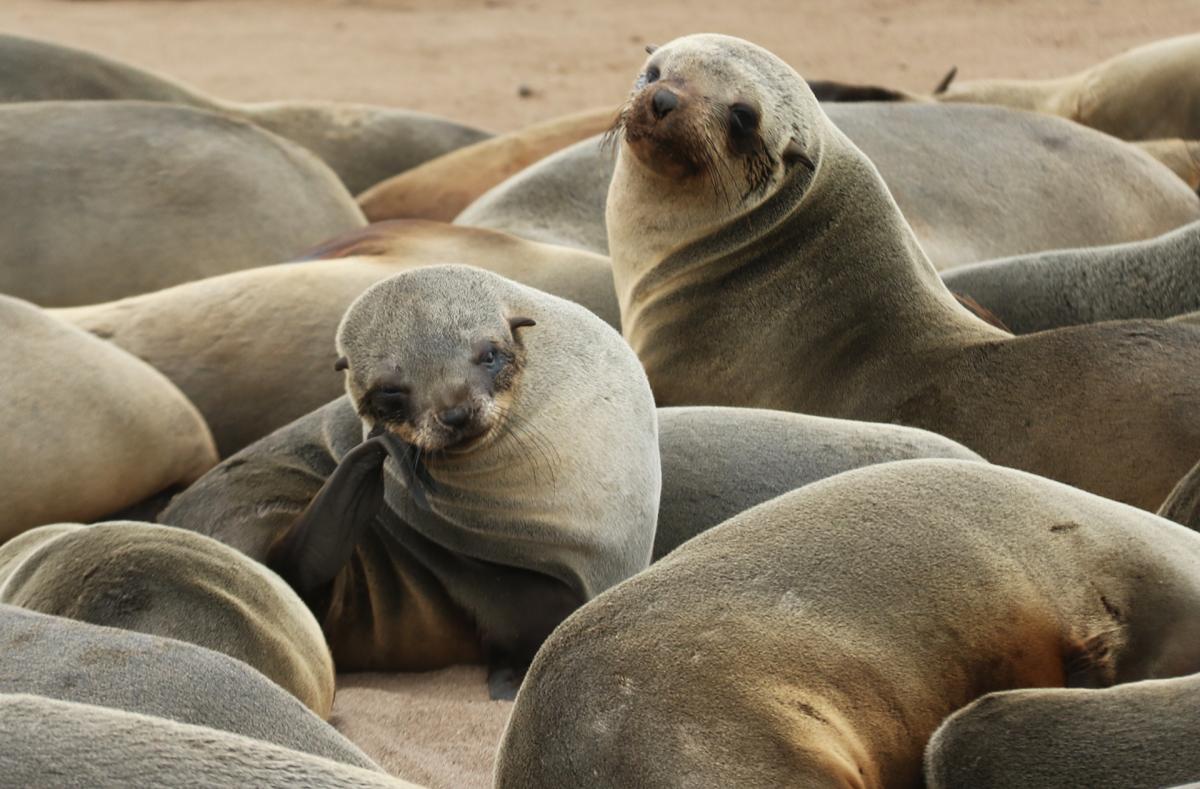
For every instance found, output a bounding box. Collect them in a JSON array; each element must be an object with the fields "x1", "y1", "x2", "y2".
[
  {"x1": 497, "y1": 459, "x2": 1200, "y2": 788},
  {"x1": 0, "y1": 522, "x2": 334, "y2": 716},
  {"x1": 160, "y1": 266, "x2": 660, "y2": 697},
  {"x1": 0, "y1": 101, "x2": 364, "y2": 306},
  {"x1": 0, "y1": 294, "x2": 216, "y2": 542},
  {"x1": 604, "y1": 33, "x2": 1200, "y2": 509},
  {"x1": 56, "y1": 221, "x2": 619, "y2": 456}
]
